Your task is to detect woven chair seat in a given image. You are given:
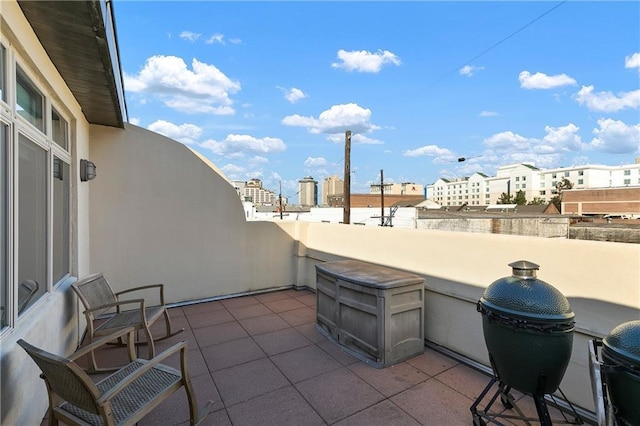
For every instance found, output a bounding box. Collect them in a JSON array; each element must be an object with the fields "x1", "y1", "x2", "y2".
[
  {"x1": 18, "y1": 328, "x2": 212, "y2": 426},
  {"x1": 95, "y1": 307, "x2": 164, "y2": 334},
  {"x1": 72, "y1": 273, "x2": 184, "y2": 371},
  {"x1": 59, "y1": 360, "x2": 181, "y2": 425}
]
